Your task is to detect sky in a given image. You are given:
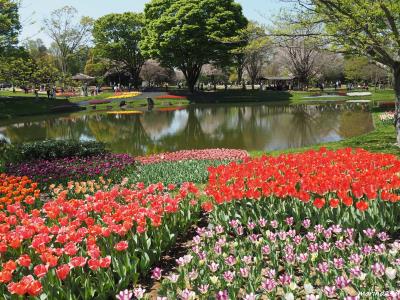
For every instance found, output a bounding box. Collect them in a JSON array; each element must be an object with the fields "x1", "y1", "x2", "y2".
[{"x1": 19, "y1": 0, "x2": 286, "y2": 46}]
